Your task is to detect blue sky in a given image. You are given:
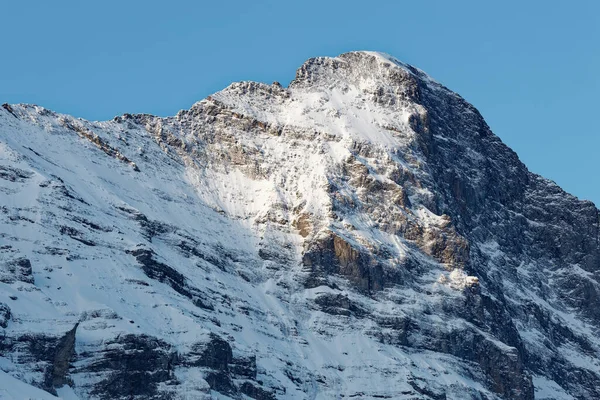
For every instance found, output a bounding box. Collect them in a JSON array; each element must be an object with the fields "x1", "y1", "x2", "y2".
[{"x1": 1, "y1": 1, "x2": 598, "y2": 204}]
